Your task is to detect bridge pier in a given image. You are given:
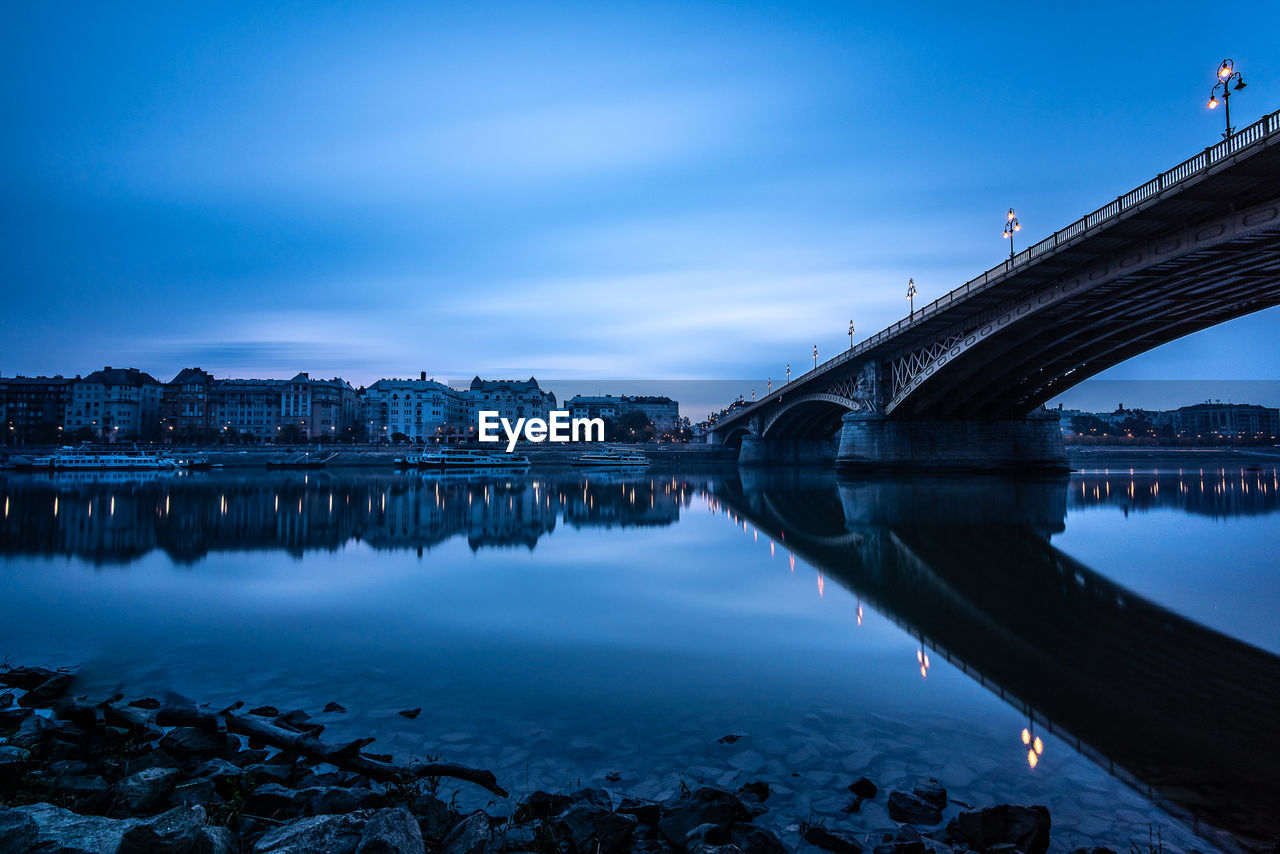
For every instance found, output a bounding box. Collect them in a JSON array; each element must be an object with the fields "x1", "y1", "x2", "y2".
[
  {"x1": 836, "y1": 410, "x2": 1068, "y2": 472},
  {"x1": 738, "y1": 435, "x2": 837, "y2": 466}
]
